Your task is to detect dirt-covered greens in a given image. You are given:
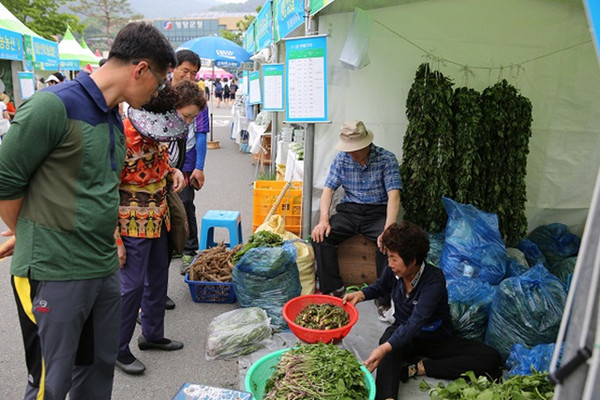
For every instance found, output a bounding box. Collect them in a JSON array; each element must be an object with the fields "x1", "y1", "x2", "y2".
[{"x1": 294, "y1": 303, "x2": 349, "y2": 330}]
